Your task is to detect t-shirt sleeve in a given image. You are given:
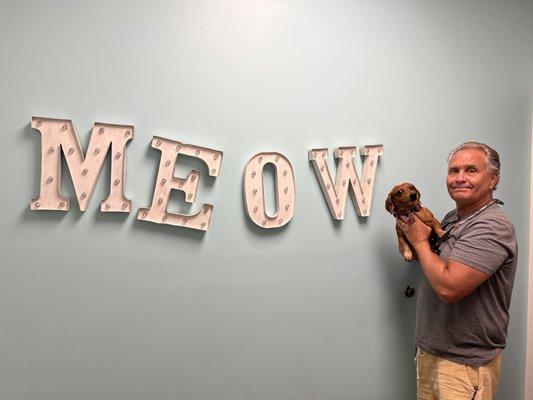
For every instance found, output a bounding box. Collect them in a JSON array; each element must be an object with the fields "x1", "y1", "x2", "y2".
[{"x1": 447, "y1": 218, "x2": 515, "y2": 275}]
